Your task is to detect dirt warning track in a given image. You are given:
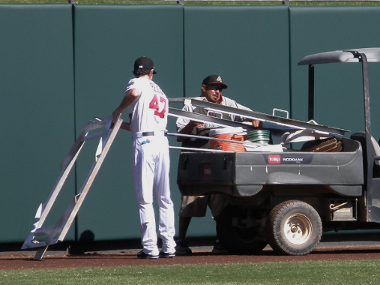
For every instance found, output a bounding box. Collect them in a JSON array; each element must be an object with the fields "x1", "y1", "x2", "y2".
[{"x1": 1, "y1": 245, "x2": 380, "y2": 271}]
